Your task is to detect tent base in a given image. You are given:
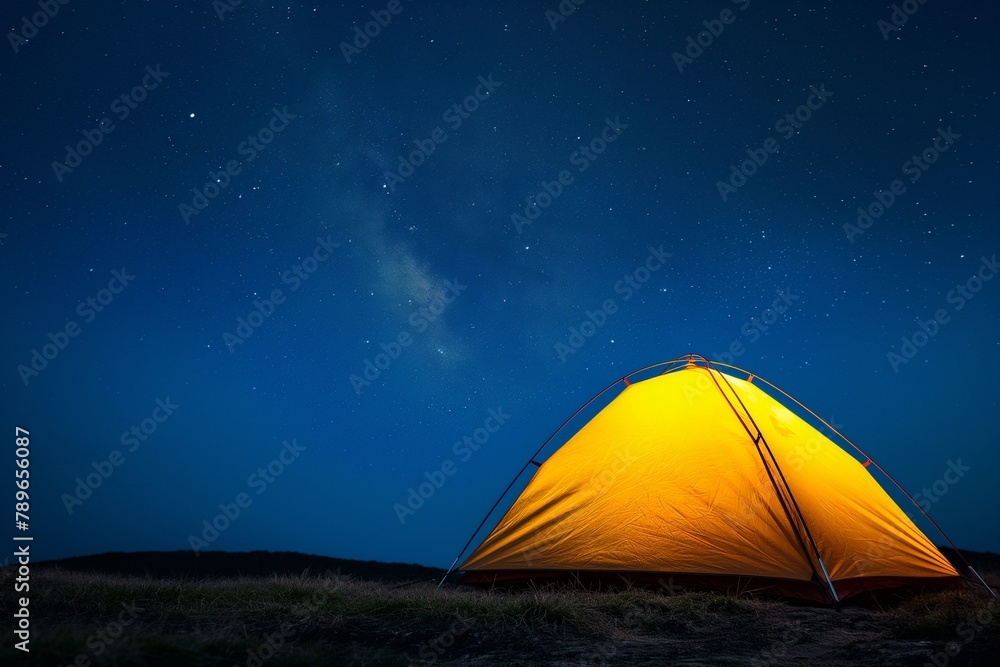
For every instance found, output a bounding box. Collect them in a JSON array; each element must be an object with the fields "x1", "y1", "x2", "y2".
[{"x1": 458, "y1": 569, "x2": 962, "y2": 605}]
